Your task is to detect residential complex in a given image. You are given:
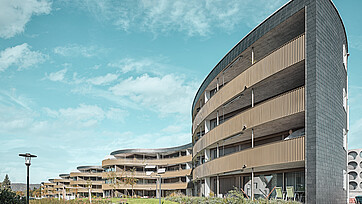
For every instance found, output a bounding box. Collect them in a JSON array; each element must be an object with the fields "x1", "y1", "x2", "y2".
[
  {"x1": 69, "y1": 166, "x2": 103, "y2": 198},
  {"x1": 102, "y1": 143, "x2": 192, "y2": 197},
  {"x1": 41, "y1": 144, "x2": 192, "y2": 199},
  {"x1": 41, "y1": 0, "x2": 349, "y2": 203},
  {"x1": 348, "y1": 149, "x2": 362, "y2": 201},
  {"x1": 41, "y1": 166, "x2": 103, "y2": 199},
  {"x1": 191, "y1": 0, "x2": 348, "y2": 203}
]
